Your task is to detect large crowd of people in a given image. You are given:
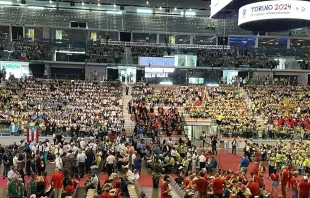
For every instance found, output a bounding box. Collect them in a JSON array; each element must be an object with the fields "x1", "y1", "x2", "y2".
[
  {"x1": 86, "y1": 45, "x2": 124, "y2": 64},
  {"x1": 0, "y1": 79, "x2": 124, "y2": 136},
  {"x1": 197, "y1": 49, "x2": 278, "y2": 69},
  {"x1": 131, "y1": 46, "x2": 165, "y2": 64},
  {"x1": 11, "y1": 41, "x2": 52, "y2": 61}
]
